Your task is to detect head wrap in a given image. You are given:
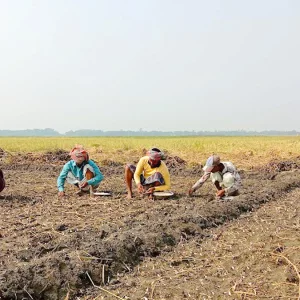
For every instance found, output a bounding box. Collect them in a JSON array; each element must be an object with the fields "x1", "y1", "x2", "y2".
[
  {"x1": 203, "y1": 155, "x2": 220, "y2": 172},
  {"x1": 69, "y1": 145, "x2": 89, "y2": 162},
  {"x1": 147, "y1": 148, "x2": 165, "y2": 161}
]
